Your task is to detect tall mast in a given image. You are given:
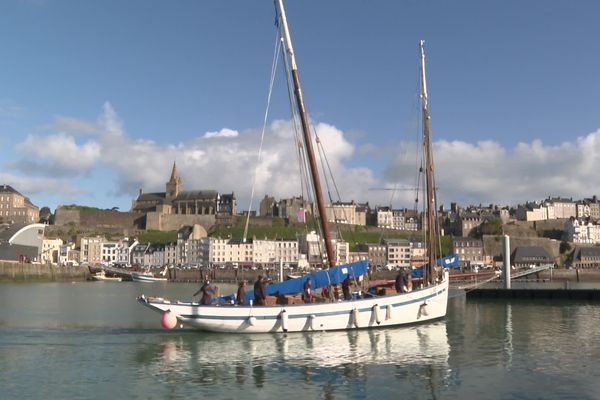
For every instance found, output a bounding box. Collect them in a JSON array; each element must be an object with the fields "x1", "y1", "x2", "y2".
[
  {"x1": 420, "y1": 40, "x2": 437, "y2": 285},
  {"x1": 275, "y1": 0, "x2": 336, "y2": 267}
]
